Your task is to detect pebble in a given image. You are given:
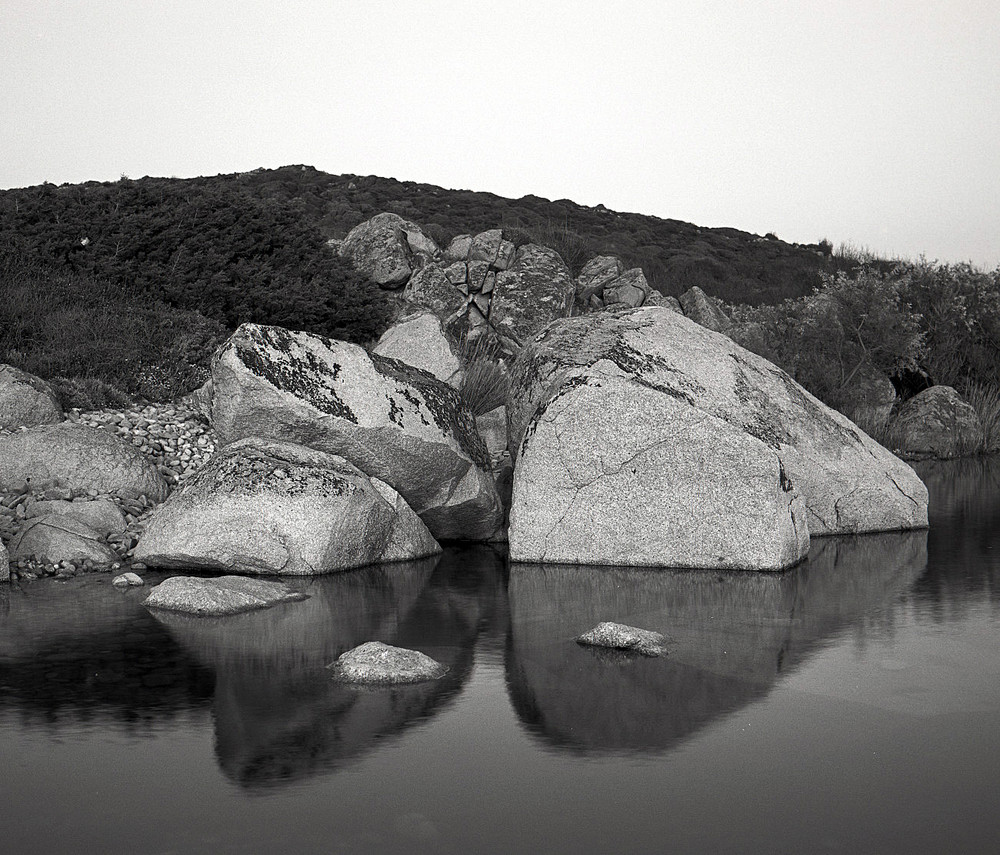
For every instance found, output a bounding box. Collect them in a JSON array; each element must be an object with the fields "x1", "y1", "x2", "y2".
[{"x1": 0, "y1": 400, "x2": 217, "y2": 583}]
